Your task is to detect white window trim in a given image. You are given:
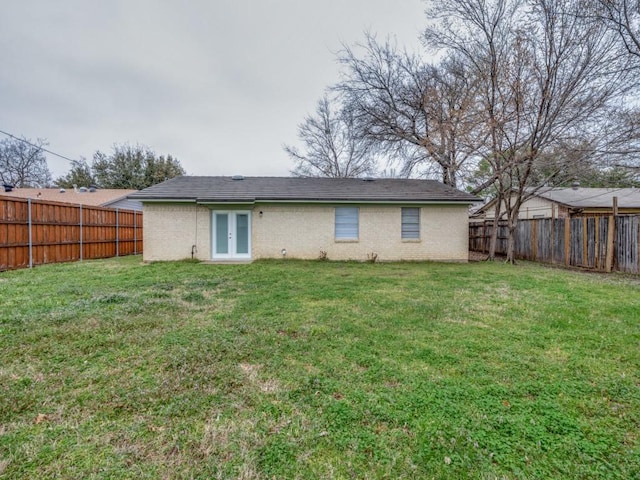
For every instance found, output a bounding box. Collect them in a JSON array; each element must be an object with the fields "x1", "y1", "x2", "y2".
[{"x1": 211, "y1": 210, "x2": 252, "y2": 260}]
